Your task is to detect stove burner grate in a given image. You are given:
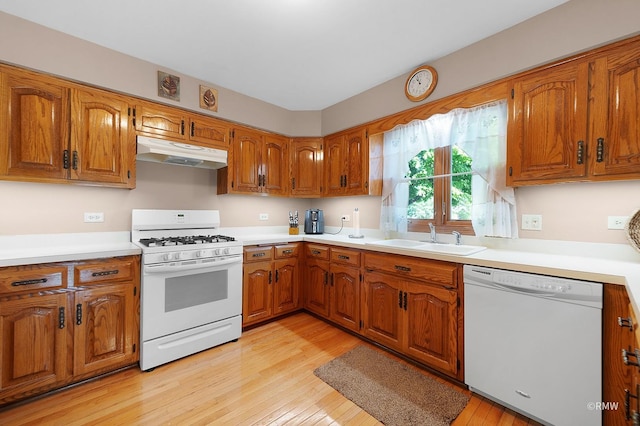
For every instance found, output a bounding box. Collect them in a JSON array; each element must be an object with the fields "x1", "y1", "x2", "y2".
[{"x1": 139, "y1": 235, "x2": 236, "y2": 247}]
